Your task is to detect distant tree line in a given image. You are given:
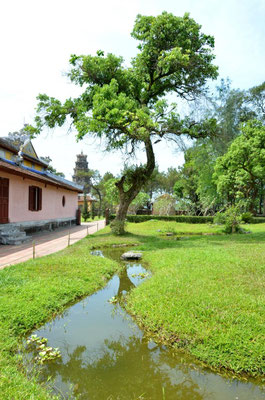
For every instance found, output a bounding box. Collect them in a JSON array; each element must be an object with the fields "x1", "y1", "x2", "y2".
[{"x1": 173, "y1": 79, "x2": 265, "y2": 216}]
